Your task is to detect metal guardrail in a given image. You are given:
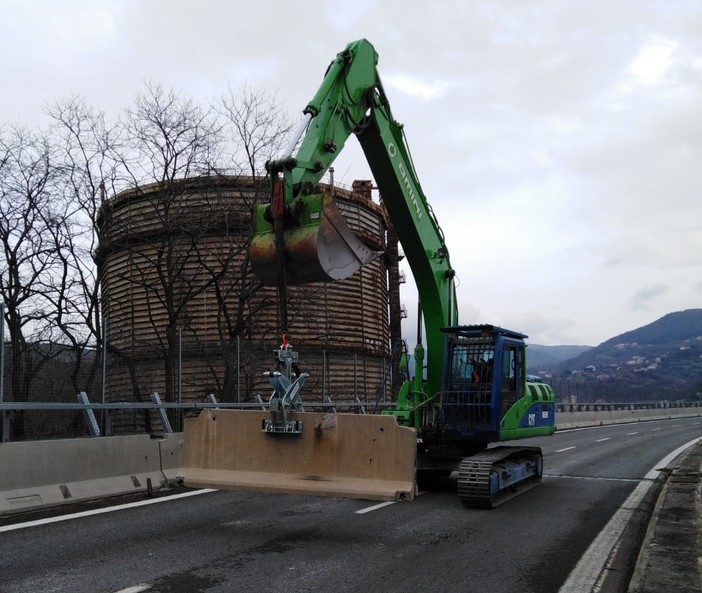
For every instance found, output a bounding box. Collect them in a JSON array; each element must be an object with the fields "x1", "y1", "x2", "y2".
[
  {"x1": 0, "y1": 392, "x2": 391, "y2": 442},
  {"x1": 555, "y1": 401, "x2": 702, "y2": 413},
  {"x1": 2, "y1": 396, "x2": 700, "y2": 442}
]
